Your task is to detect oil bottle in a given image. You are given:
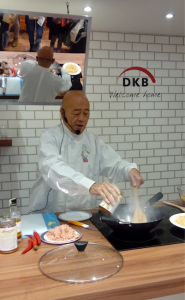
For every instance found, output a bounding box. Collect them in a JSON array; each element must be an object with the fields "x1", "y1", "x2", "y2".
[{"x1": 8, "y1": 198, "x2": 22, "y2": 240}]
